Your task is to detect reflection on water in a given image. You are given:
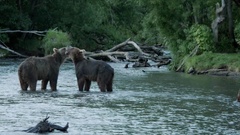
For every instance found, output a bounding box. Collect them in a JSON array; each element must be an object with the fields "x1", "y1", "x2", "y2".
[{"x1": 0, "y1": 58, "x2": 240, "y2": 134}]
